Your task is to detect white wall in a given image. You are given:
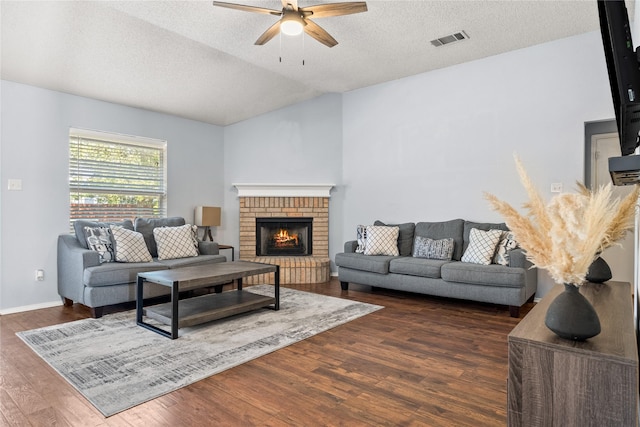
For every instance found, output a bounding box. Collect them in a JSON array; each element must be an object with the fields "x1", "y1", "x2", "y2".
[
  {"x1": 222, "y1": 93, "x2": 344, "y2": 263},
  {"x1": 342, "y1": 31, "x2": 615, "y2": 297},
  {"x1": 0, "y1": 29, "x2": 622, "y2": 312},
  {"x1": 0, "y1": 80, "x2": 224, "y2": 312}
]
